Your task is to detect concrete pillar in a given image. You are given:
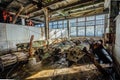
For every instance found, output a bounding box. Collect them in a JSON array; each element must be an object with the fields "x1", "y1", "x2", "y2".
[
  {"x1": 67, "y1": 19, "x2": 70, "y2": 39},
  {"x1": 109, "y1": 0, "x2": 119, "y2": 44},
  {"x1": 104, "y1": 14, "x2": 108, "y2": 44},
  {"x1": 43, "y1": 8, "x2": 49, "y2": 40},
  {"x1": 108, "y1": 0, "x2": 119, "y2": 55},
  {"x1": 21, "y1": 18, "x2": 25, "y2": 25},
  {"x1": 109, "y1": 1, "x2": 119, "y2": 33}
]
